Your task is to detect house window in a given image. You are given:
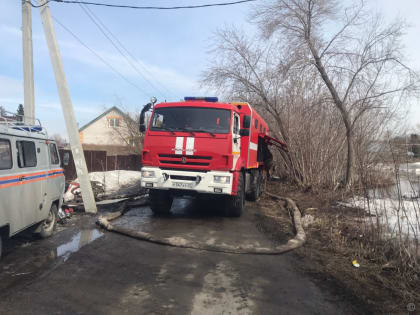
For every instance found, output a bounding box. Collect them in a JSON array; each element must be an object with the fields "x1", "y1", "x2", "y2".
[
  {"x1": 16, "y1": 140, "x2": 37, "y2": 168},
  {"x1": 0, "y1": 139, "x2": 12, "y2": 170},
  {"x1": 109, "y1": 118, "x2": 120, "y2": 128}
]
